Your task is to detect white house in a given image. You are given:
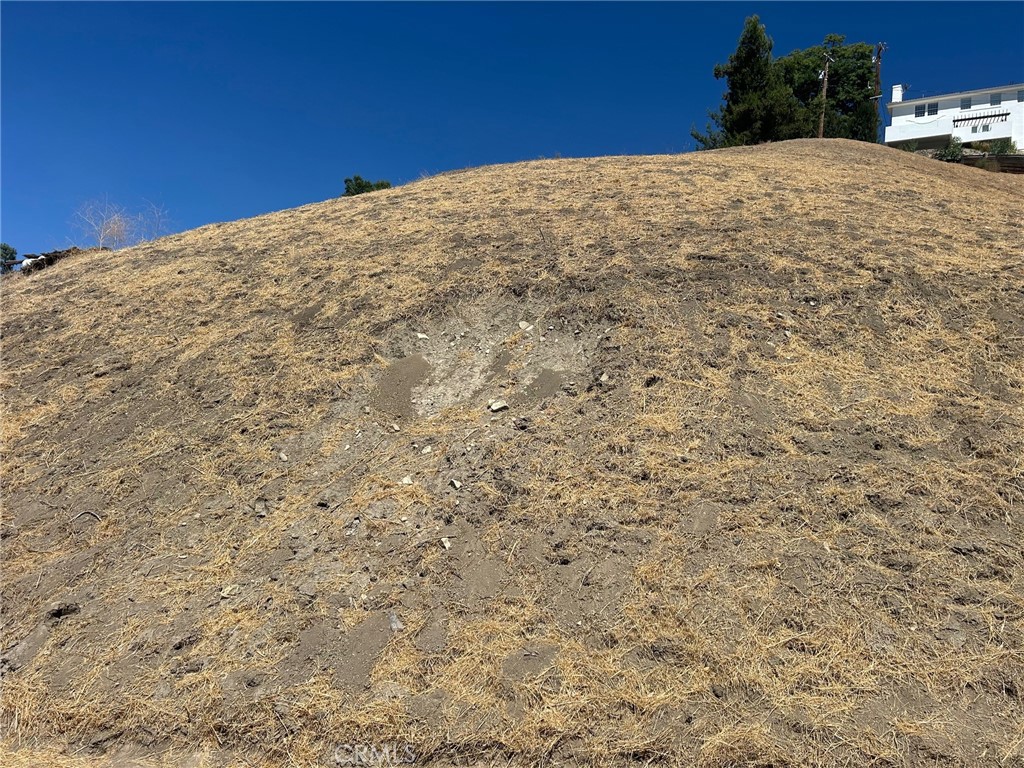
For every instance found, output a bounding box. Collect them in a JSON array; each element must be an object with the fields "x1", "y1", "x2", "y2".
[{"x1": 884, "y1": 83, "x2": 1024, "y2": 149}]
